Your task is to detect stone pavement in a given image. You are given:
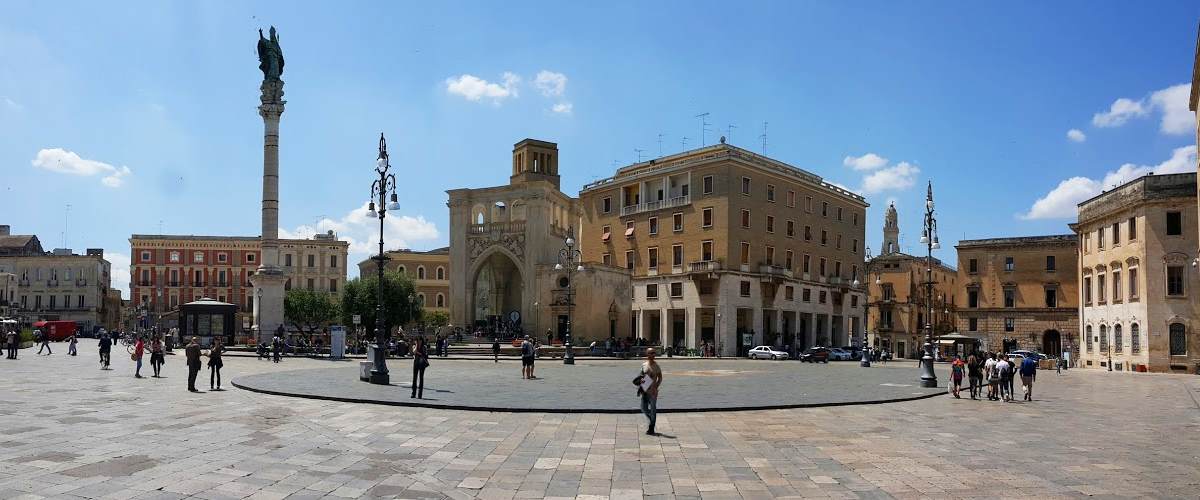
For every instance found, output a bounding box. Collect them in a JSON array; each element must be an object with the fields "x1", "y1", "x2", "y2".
[
  {"x1": 231, "y1": 359, "x2": 944, "y2": 412},
  {"x1": 0, "y1": 340, "x2": 1198, "y2": 499}
]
